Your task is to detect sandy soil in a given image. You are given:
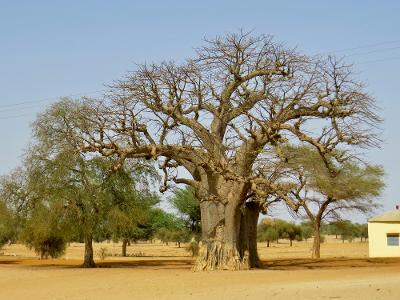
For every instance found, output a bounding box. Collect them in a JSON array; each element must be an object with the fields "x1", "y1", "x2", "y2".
[{"x1": 1, "y1": 238, "x2": 399, "y2": 300}]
